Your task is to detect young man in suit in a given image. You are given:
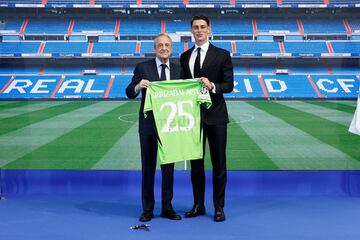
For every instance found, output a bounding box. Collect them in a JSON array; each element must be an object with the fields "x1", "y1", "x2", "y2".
[
  {"x1": 126, "y1": 34, "x2": 182, "y2": 222},
  {"x1": 180, "y1": 15, "x2": 234, "y2": 222}
]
